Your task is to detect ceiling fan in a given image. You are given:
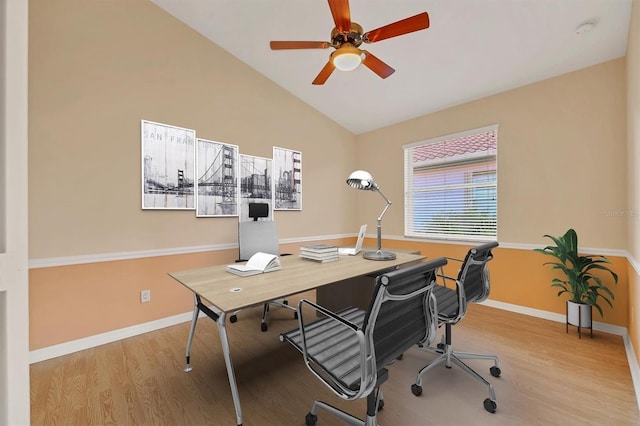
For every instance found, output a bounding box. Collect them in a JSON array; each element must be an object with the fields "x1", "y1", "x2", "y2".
[{"x1": 269, "y1": 0, "x2": 430, "y2": 85}]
